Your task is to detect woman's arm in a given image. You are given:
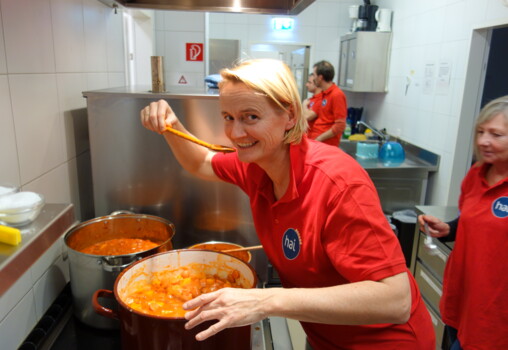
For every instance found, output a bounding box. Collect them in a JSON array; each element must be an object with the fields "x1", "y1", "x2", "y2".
[
  {"x1": 183, "y1": 271, "x2": 411, "y2": 341},
  {"x1": 440, "y1": 217, "x2": 458, "y2": 242},
  {"x1": 140, "y1": 99, "x2": 219, "y2": 181}
]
